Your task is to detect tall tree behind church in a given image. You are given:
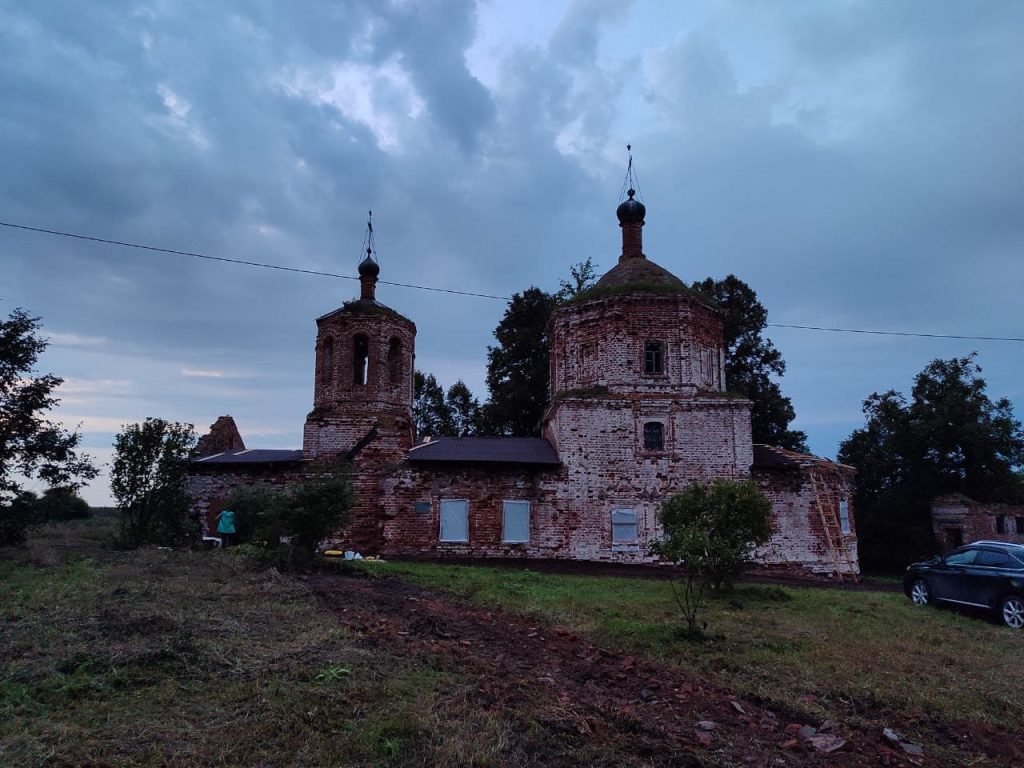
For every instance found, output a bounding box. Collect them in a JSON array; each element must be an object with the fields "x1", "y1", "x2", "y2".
[
  {"x1": 480, "y1": 287, "x2": 558, "y2": 436},
  {"x1": 692, "y1": 275, "x2": 808, "y2": 452},
  {"x1": 481, "y1": 260, "x2": 597, "y2": 436},
  {"x1": 839, "y1": 355, "x2": 1024, "y2": 571}
]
